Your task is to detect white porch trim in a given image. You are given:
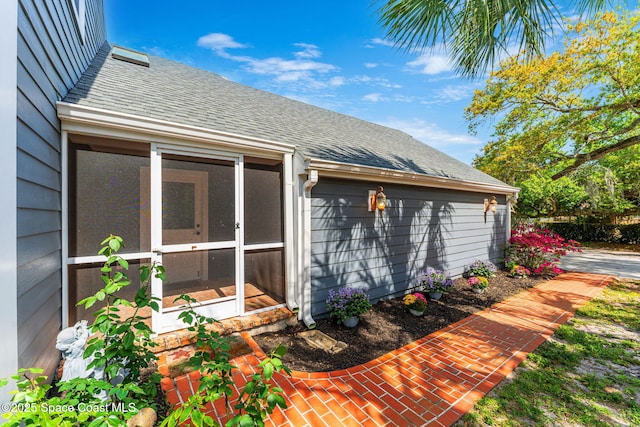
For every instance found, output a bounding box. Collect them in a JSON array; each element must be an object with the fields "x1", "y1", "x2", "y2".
[
  {"x1": 57, "y1": 102, "x2": 295, "y2": 157},
  {"x1": 307, "y1": 158, "x2": 519, "y2": 195},
  {"x1": 0, "y1": 0, "x2": 18, "y2": 405},
  {"x1": 58, "y1": 104, "x2": 299, "y2": 333}
]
